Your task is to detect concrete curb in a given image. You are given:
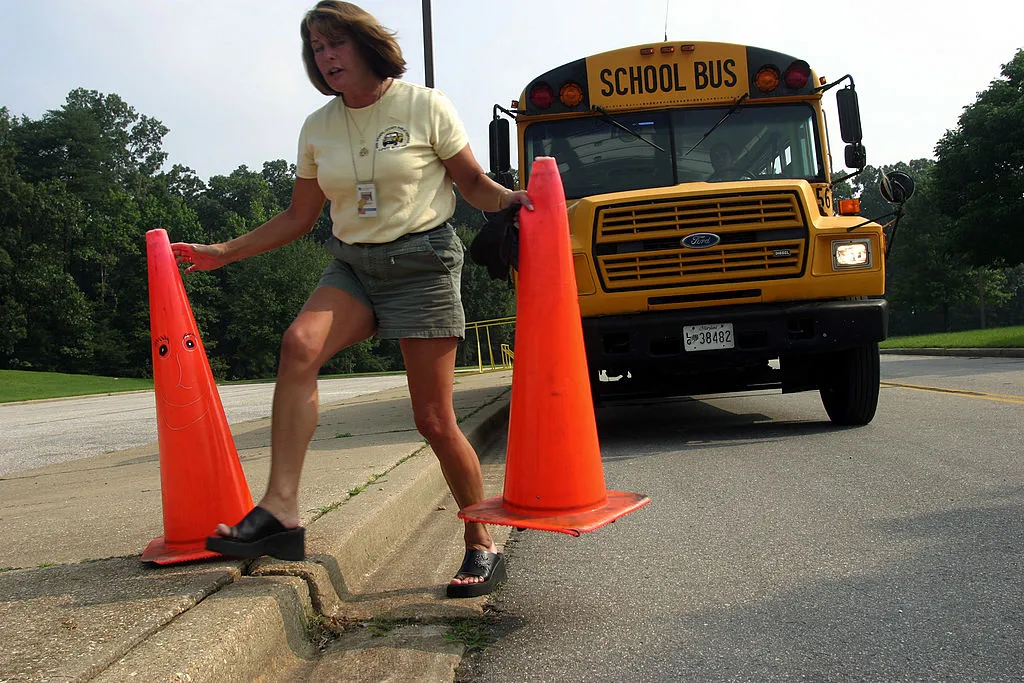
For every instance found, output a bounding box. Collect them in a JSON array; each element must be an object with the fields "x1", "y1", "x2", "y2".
[
  {"x1": 881, "y1": 348, "x2": 1024, "y2": 358},
  {"x1": 93, "y1": 386, "x2": 512, "y2": 681}
]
